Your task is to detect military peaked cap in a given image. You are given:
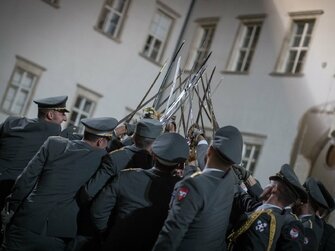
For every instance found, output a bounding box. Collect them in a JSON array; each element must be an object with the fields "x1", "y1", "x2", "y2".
[
  {"x1": 33, "y1": 95, "x2": 69, "y2": 112},
  {"x1": 81, "y1": 117, "x2": 118, "y2": 137},
  {"x1": 270, "y1": 164, "x2": 308, "y2": 202},
  {"x1": 316, "y1": 180, "x2": 335, "y2": 211},
  {"x1": 152, "y1": 132, "x2": 189, "y2": 166},
  {"x1": 212, "y1": 125, "x2": 243, "y2": 164},
  {"x1": 304, "y1": 177, "x2": 329, "y2": 209},
  {"x1": 134, "y1": 118, "x2": 163, "y2": 139}
]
